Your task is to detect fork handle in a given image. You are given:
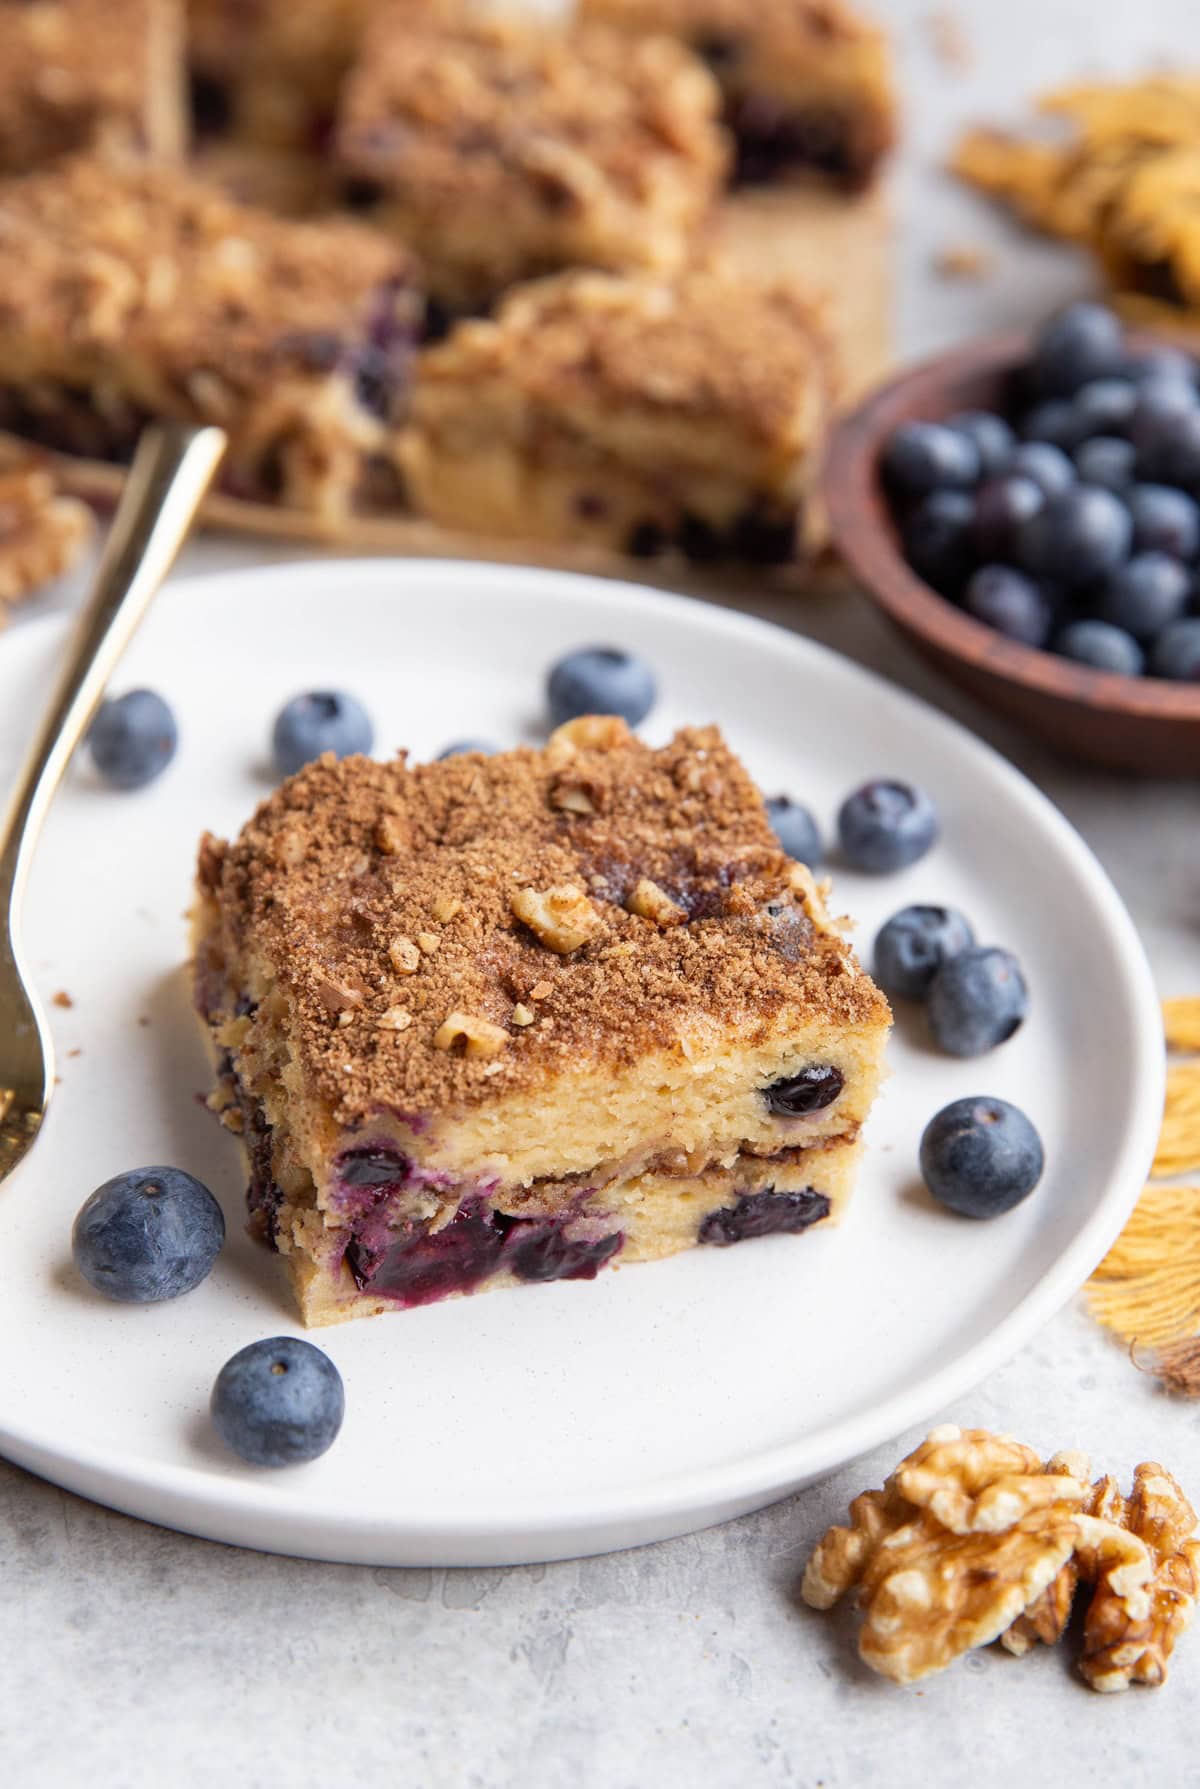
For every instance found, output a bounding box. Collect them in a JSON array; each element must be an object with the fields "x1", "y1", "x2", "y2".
[{"x1": 0, "y1": 424, "x2": 226, "y2": 918}]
